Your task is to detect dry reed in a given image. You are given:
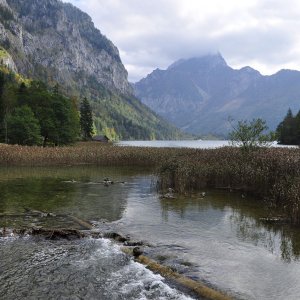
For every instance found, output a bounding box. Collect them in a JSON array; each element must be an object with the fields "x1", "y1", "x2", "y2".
[{"x1": 0, "y1": 143, "x2": 299, "y2": 224}]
